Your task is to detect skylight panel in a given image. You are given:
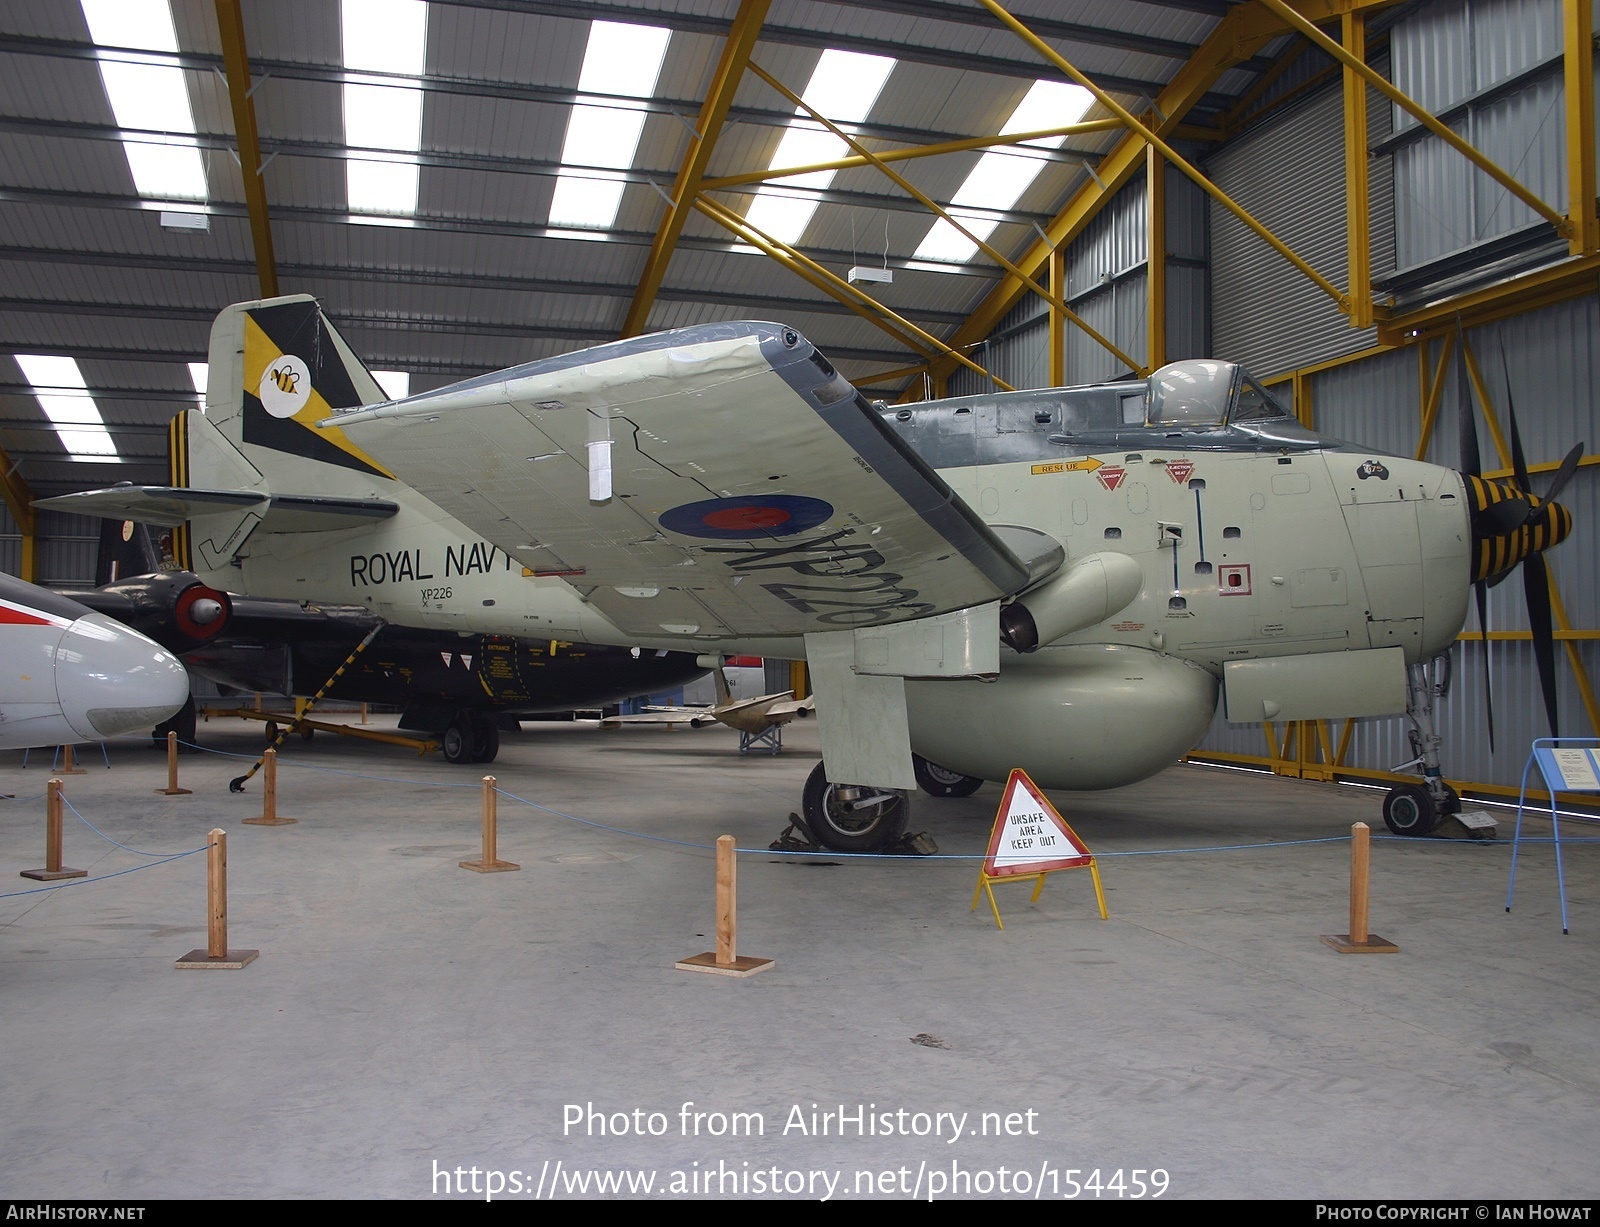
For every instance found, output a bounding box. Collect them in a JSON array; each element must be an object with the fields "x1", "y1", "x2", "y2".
[
  {"x1": 372, "y1": 370, "x2": 410, "y2": 400},
  {"x1": 79, "y1": 0, "x2": 208, "y2": 202},
  {"x1": 913, "y1": 80, "x2": 1093, "y2": 264},
  {"x1": 547, "y1": 22, "x2": 672, "y2": 230},
  {"x1": 743, "y1": 50, "x2": 895, "y2": 247},
  {"x1": 187, "y1": 362, "x2": 208, "y2": 408},
  {"x1": 341, "y1": 0, "x2": 429, "y2": 219},
  {"x1": 16, "y1": 354, "x2": 118, "y2": 459}
]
